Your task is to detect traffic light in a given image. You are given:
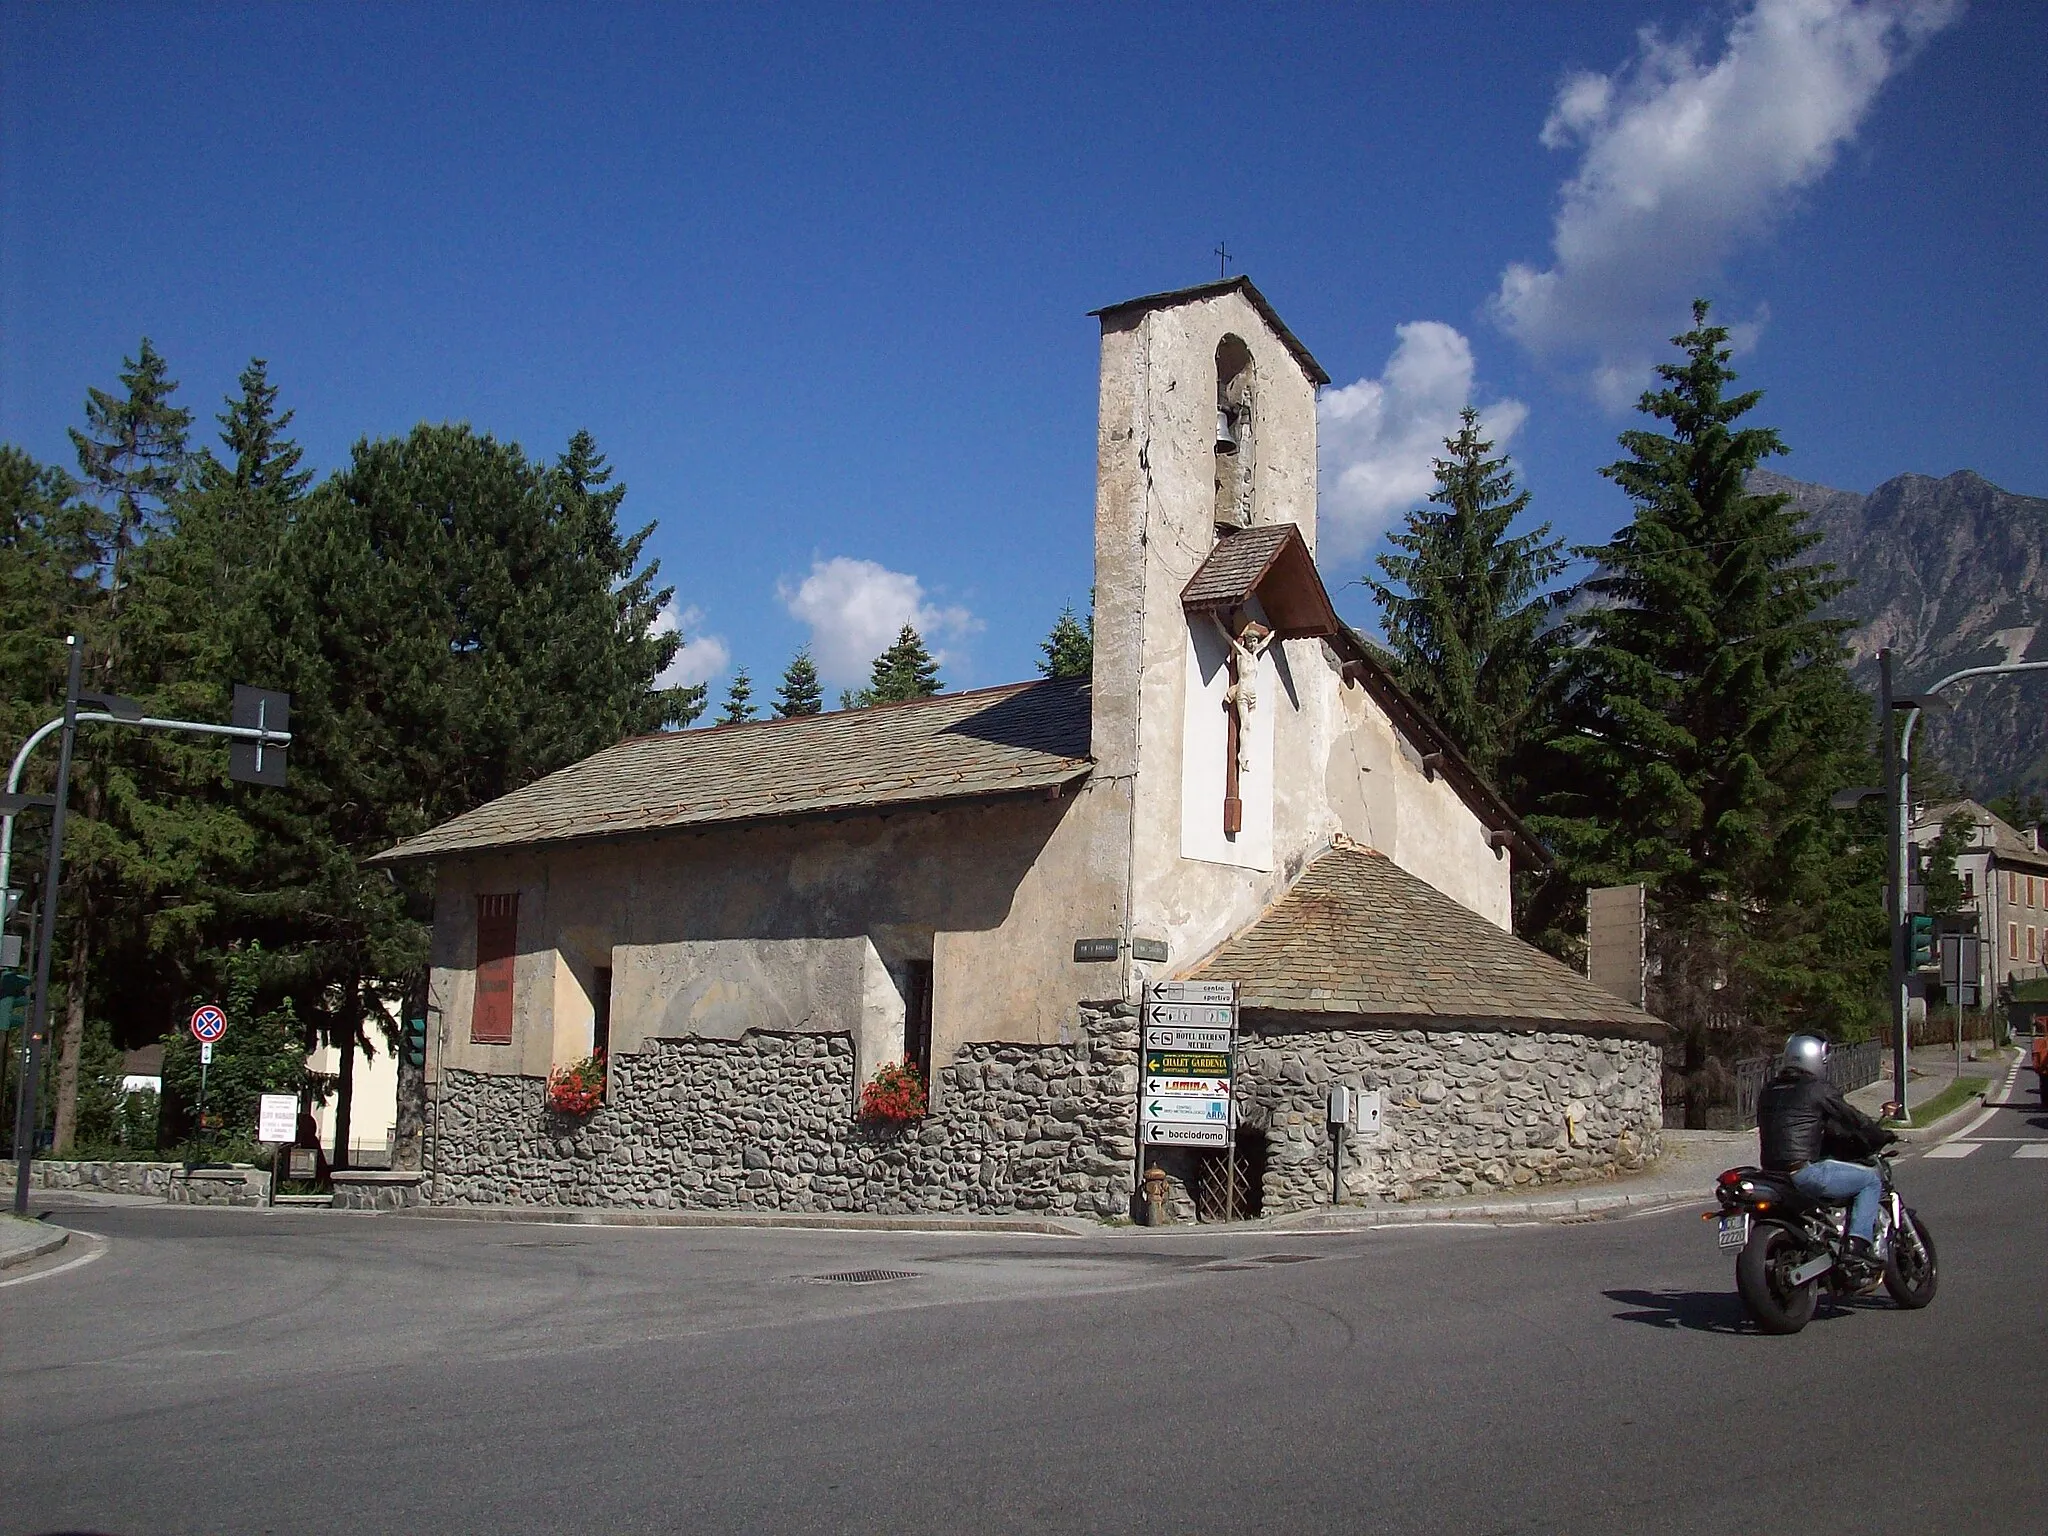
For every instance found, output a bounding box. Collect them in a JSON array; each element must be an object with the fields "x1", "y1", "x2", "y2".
[
  {"x1": 1907, "y1": 915, "x2": 1935, "y2": 970},
  {"x1": 0, "y1": 968, "x2": 27, "y2": 1033},
  {"x1": 404, "y1": 1015, "x2": 428, "y2": 1069}
]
